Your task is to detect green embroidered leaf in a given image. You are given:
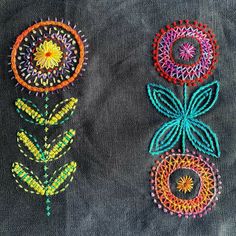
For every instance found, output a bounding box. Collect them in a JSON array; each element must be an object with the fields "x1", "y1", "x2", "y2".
[
  {"x1": 186, "y1": 119, "x2": 220, "y2": 158},
  {"x1": 46, "y1": 161, "x2": 77, "y2": 196},
  {"x1": 12, "y1": 162, "x2": 45, "y2": 195},
  {"x1": 46, "y1": 129, "x2": 76, "y2": 162},
  {"x1": 149, "y1": 119, "x2": 182, "y2": 156},
  {"x1": 15, "y1": 98, "x2": 45, "y2": 125},
  {"x1": 17, "y1": 129, "x2": 45, "y2": 162},
  {"x1": 47, "y1": 98, "x2": 78, "y2": 126}
]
